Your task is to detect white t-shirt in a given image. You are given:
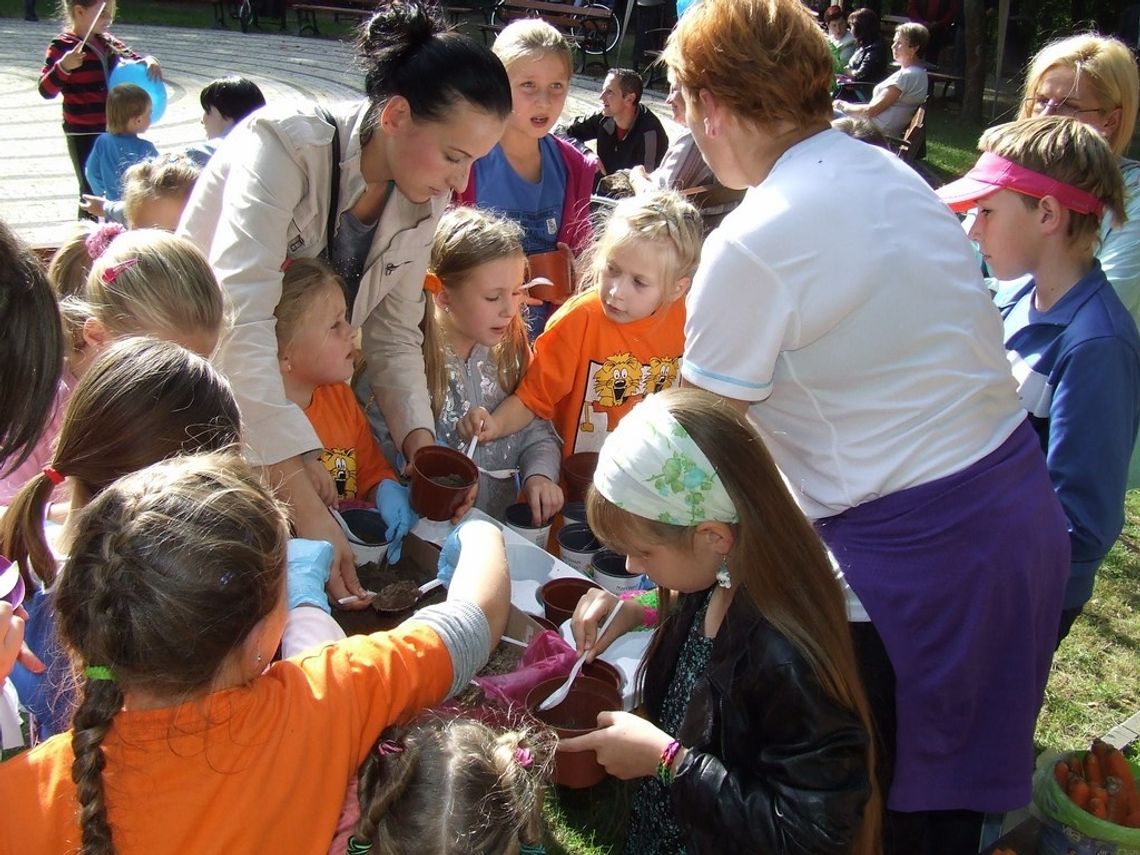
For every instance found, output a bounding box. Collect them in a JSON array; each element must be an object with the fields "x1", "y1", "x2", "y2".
[
  {"x1": 683, "y1": 129, "x2": 1025, "y2": 520},
  {"x1": 871, "y1": 65, "x2": 928, "y2": 137}
]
